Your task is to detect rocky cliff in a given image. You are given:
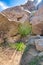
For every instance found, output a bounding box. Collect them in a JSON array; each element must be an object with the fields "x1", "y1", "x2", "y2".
[
  {"x1": 0, "y1": 0, "x2": 33, "y2": 43},
  {"x1": 0, "y1": 0, "x2": 43, "y2": 44}
]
